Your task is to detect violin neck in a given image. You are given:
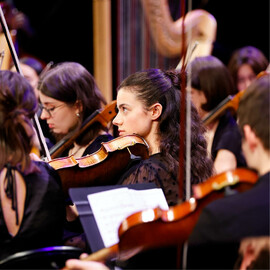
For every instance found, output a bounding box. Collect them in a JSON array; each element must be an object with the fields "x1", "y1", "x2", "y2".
[
  {"x1": 49, "y1": 110, "x2": 100, "y2": 159},
  {"x1": 202, "y1": 95, "x2": 233, "y2": 125},
  {"x1": 48, "y1": 101, "x2": 116, "y2": 159}
]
